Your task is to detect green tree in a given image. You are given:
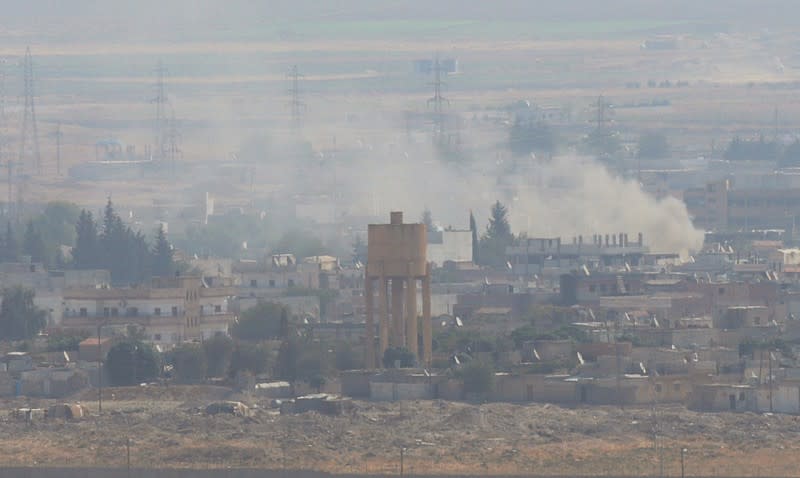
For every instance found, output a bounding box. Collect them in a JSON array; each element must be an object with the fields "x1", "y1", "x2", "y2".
[
  {"x1": 106, "y1": 339, "x2": 160, "y2": 386},
  {"x1": 382, "y1": 347, "x2": 415, "y2": 368},
  {"x1": 459, "y1": 360, "x2": 495, "y2": 397},
  {"x1": 171, "y1": 343, "x2": 207, "y2": 383},
  {"x1": 275, "y1": 337, "x2": 301, "y2": 380},
  {"x1": 231, "y1": 301, "x2": 291, "y2": 341},
  {"x1": 152, "y1": 224, "x2": 174, "y2": 277},
  {"x1": 0, "y1": 286, "x2": 46, "y2": 340},
  {"x1": 510, "y1": 324, "x2": 538, "y2": 349},
  {"x1": 23, "y1": 221, "x2": 47, "y2": 265},
  {"x1": 1, "y1": 223, "x2": 19, "y2": 263},
  {"x1": 229, "y1": 341, "x2": 271, "y2": 377},
  {"x1": 637, "y1": 131, "x2": 670, "y2": 159},
  {"x1": 46, "y1": 330, "x2": 89, "y2": 352},
  {"x1": 334, "y1": 342, "x2": 362, "y2": 371},
  {"x1": 469, "y1": 210, "x2": 479, "y2": 264},
  {"x1": 73, "y1": 210, "x2": 98, "y2": 269},
  {"x1": 203, "y1": 334, "x2": 234, "y2": 377},
  {"x1": 32, "y1": 201, "x2": 80, "y2": 266},
  {"x1": 479, "y1": 201, "x2": 514, "y2": 268}
]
